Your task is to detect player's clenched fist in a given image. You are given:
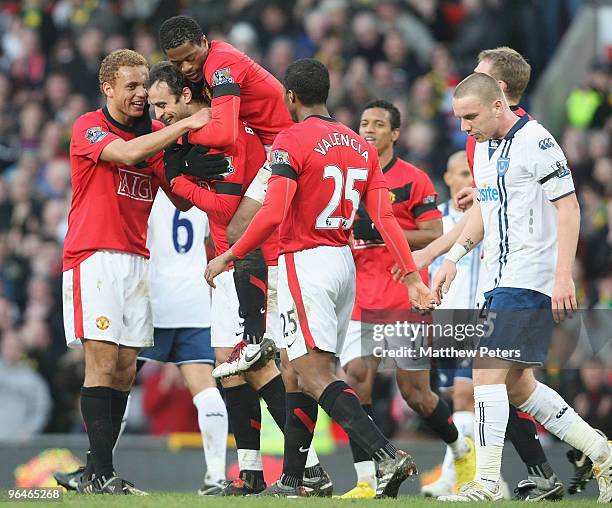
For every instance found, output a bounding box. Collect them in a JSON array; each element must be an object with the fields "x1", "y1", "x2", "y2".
[
  {"x1": 431, "y1": 259, "x2": 457, "y2": 305},
  {"x1": 454, "y1": 186, "x2": 474, "y2": 211}
]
